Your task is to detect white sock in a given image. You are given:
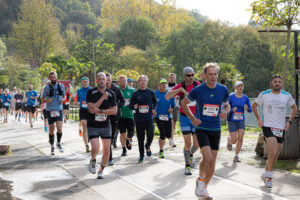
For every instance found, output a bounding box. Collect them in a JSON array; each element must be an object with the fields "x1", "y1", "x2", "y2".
[
  {"x1": 268, "y1": 171, "x2": 273, "y2": 178},
  {"x1": 263, "y1": 171, "x2": 268, "y2": 177},
  {"x1": 235, "y1": 154, "x2": 238, "y2": 157}
]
